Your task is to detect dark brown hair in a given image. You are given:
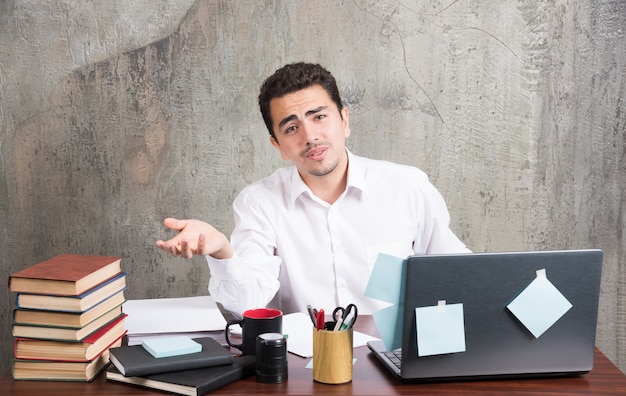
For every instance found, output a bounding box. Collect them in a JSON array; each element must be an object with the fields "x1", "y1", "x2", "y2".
[{"x1": 258, "y1": 62, "x2": 344, "y2": 139}]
